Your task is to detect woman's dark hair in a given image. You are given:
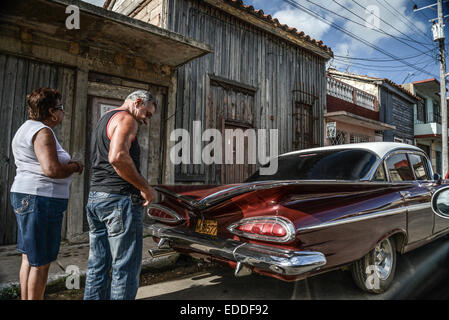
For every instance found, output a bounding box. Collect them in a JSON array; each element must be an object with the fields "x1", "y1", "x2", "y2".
[{"x1": 27, "y1": 88, "x2": 62, "y2": 121}]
